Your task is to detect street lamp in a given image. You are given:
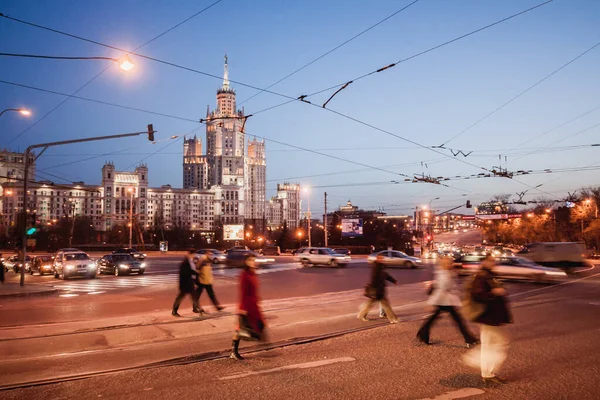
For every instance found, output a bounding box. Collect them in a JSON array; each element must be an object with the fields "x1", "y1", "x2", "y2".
[
  {"x1": 0, "y1": 108, "x2": 32, "y2": 118},
  {"x1": 128, "y1": 187, "x2": 134, "y2": 248},
  {"x1": 0, "y1": 52, "x2": 135, "y2": 72},
  {"x1": 297, "y1": 230, "x2": 303, "y2": 248},
  {"x1": 303, "y1": 187, "x2": 311, "y2": 247}
]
